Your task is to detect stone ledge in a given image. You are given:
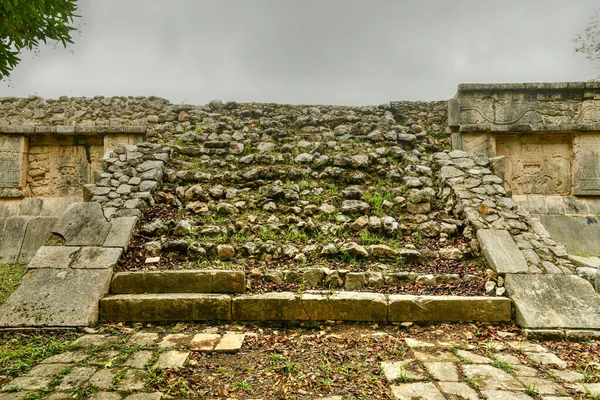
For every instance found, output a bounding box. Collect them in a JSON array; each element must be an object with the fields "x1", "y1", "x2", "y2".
[
  {"x1": 0, "y1": 125, "x2": 147, "y2": 135},
  {"x1": 100, "y1": 292, "x2": 511, "y2": 323},
  {"x1": 457, "y1": 82, "x2": 597, "y2": 92},
  {"x1": 100, "y1": 293, "x2": 232, "y2": 322},
  {"x1": 110, "y1": 270, "x2": 246, "y2": 294}
]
